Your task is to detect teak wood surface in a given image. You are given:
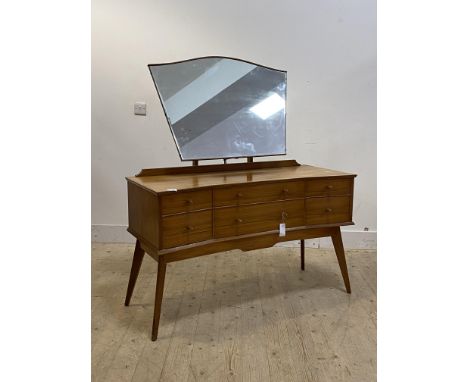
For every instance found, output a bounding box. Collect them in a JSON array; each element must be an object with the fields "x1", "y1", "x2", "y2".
[{"x1": 125, "y1": 160, "x2": 356, "y2": 341}]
